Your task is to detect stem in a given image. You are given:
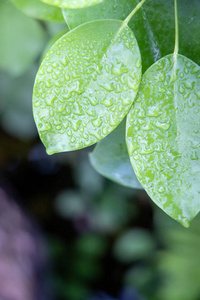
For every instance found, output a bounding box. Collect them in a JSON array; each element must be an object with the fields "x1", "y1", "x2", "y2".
[
  {"x1": 174, "y1": 0, "x2": 179, "y2": 55},
  {"x1": 124, "y1": 0, "x2": 147, "y2": 26}
]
